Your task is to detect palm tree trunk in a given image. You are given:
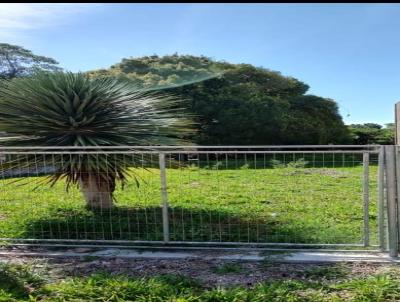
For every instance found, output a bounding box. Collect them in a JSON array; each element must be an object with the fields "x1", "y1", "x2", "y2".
[{"x1": 80, "y1": 174, "x2": 114, "y2": 209}]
